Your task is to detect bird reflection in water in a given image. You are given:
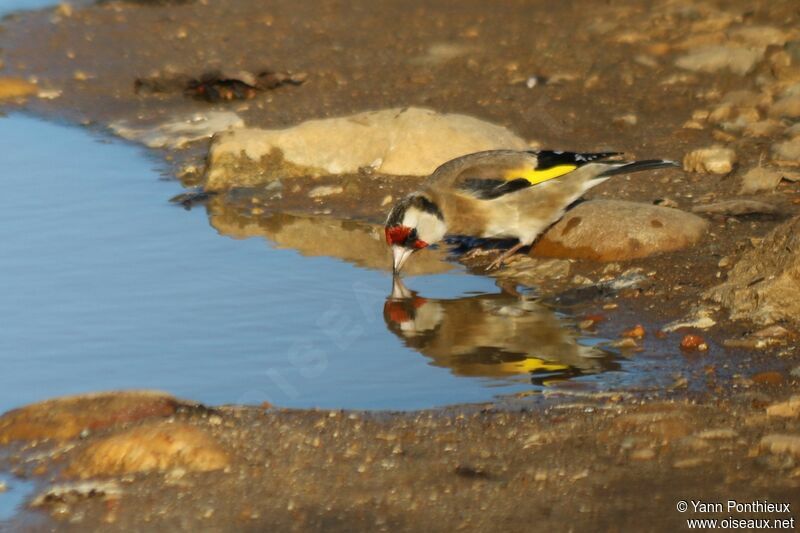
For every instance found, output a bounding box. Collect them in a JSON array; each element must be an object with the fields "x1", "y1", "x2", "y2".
[{"x1": 384, "y1": 277, "x2": 619, "y2": 385}]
